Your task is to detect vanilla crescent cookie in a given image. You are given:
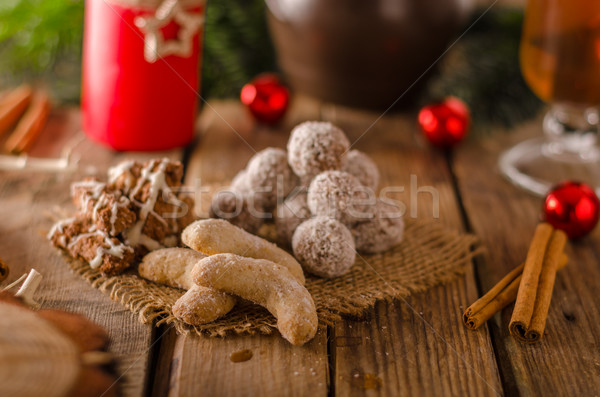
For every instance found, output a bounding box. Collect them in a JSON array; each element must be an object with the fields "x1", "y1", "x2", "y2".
[
  {"x1": 139, "y1": 248, "x2": 237, "y2": 325},
  {"x1": 192, "y1": 253, "x2": 318, "y2": 346},
  {"x1": 172, "y1": 285, "x2": 237, "y2": 325},
  {"x1": 138, "y1": 247, "x2": 206, "y2": 289},
  {"x1": 182, "y1": 219, "x2": 305, "y2": 285},
  {"x1": 287, "y1": 121, "x2": 350, "y2": 181}
]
